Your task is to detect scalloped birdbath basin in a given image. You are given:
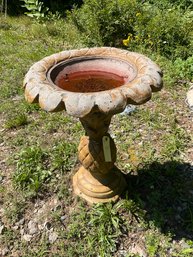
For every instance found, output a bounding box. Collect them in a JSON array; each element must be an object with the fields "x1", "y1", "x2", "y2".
[{"x1": 24, "y1": 47, "x2": 163, "y2": 204}]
